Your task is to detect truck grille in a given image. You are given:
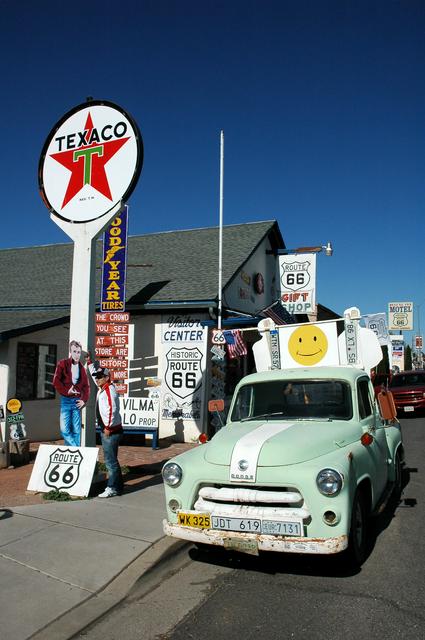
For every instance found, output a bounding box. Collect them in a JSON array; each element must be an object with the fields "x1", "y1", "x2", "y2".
[
  {"x1": 393, "y1": 391, "x2": 424, "y2": 402},
  {"x1": 193, "y1": 485, "x2": 310, "y2": 520}
]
